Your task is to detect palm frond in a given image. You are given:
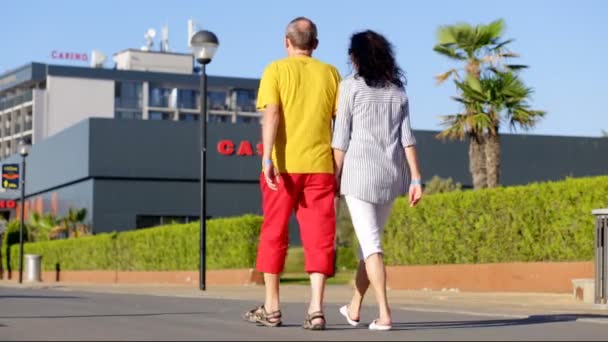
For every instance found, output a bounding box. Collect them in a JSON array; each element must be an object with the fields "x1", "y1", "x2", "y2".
[
  {"x1": 435, "y1": 68, "x2": 460, "y2": 84},
  {"x1": 498, "y1": 52, "x2": 520, "y2": 58},
  {"x1": 485, "y1": 19, "x2": 506, "y2": 39},
  {"x1": 494, "y1": 38, "x2": 515, "y2": 51},
  {"x1": 433, "y1": 45, "x2": 467, "y2": 61},
  {"x1": 505, "y1": 64, "x2": 529, "y2": 71},
  {"x1": 437, "y1": 113, "x2": 469, "y2": 140}
]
